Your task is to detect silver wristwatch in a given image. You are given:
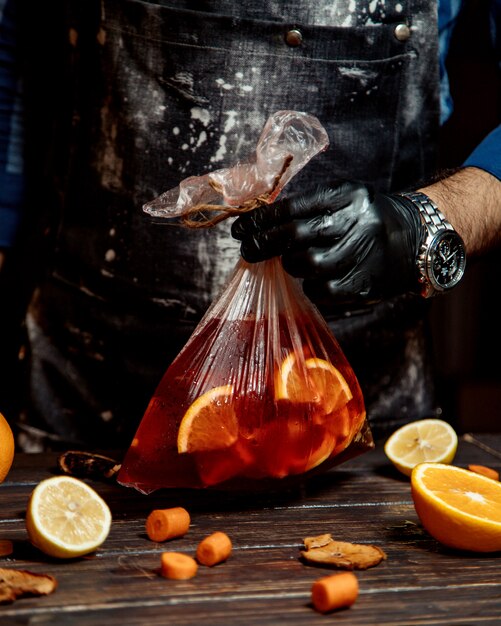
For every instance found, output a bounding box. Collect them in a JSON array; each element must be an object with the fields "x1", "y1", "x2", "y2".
[{"x1": 399, "y1": 191, "x2": 467, "y2": 298}]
